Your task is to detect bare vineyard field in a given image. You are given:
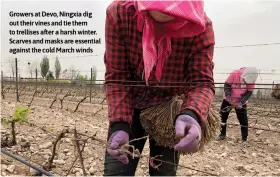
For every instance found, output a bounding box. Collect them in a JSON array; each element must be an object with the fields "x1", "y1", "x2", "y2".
[{"x1": 1, "y1": 82, "x2": 280, "y2": 176}]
